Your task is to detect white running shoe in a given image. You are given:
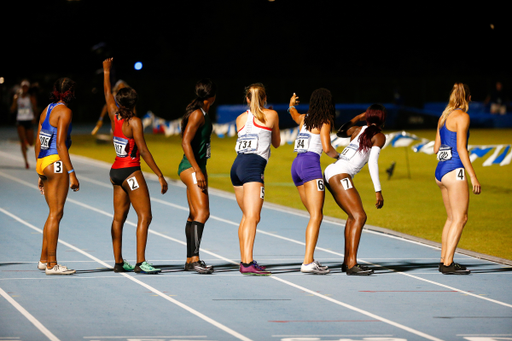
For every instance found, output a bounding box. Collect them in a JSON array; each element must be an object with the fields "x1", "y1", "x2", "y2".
[
  {"x1": 301, "y1": 261, "x2": 330, "y2": 275},
  {"x1": 45, "y1": 264, "x2": 76, "y2": 275},
  {"x1": 37, "y1": 261, "x2": 46, "y2": 270}
]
